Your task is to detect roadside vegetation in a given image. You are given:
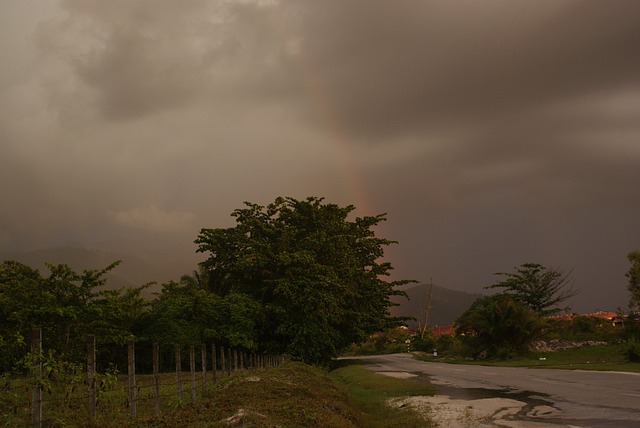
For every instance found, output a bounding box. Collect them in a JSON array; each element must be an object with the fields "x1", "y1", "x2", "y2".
[
  {"x1": 0, "y1": 197, "x2": 413, "y2": 374},
  {"x1": 350, "y1": 291, "x2": 640, "y2": 372},
  {"x1": 414, "y1": 343, "x2": 640, "y2": 373},
  {"x1": 2, "y1": 197, "x2": 638, "y2": 425},
  {"x1": 353, "y1": 255, "x2": 640, "y2": 369},
  {"x1": 330, "y1": 361, "x2": 436, "y2": 428},
  {"x1": 1, "y1": 360, "x2": 435, "y2": 427}
]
